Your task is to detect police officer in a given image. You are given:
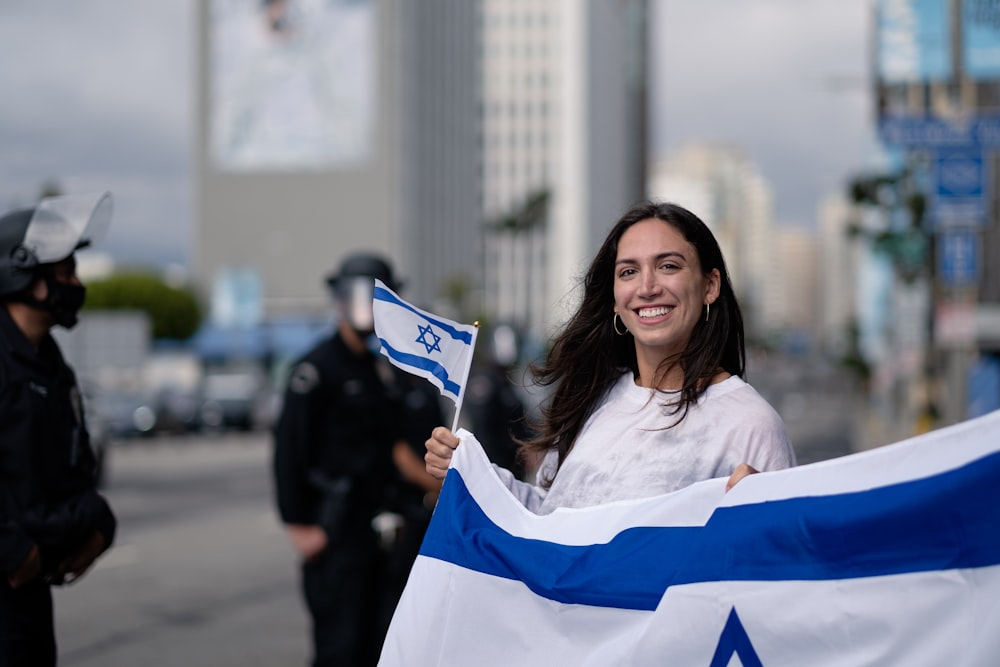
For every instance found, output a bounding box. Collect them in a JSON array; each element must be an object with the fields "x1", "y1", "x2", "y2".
[
  {"x1": 0, "y1": 192, "x2": 117, "y2": 666},
  {"x1": 376, "y1": 368, "x2": 444, "y2": 639},
  {"x1": 273, "y1": 252, "x2": 409, "y2": 667}
]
